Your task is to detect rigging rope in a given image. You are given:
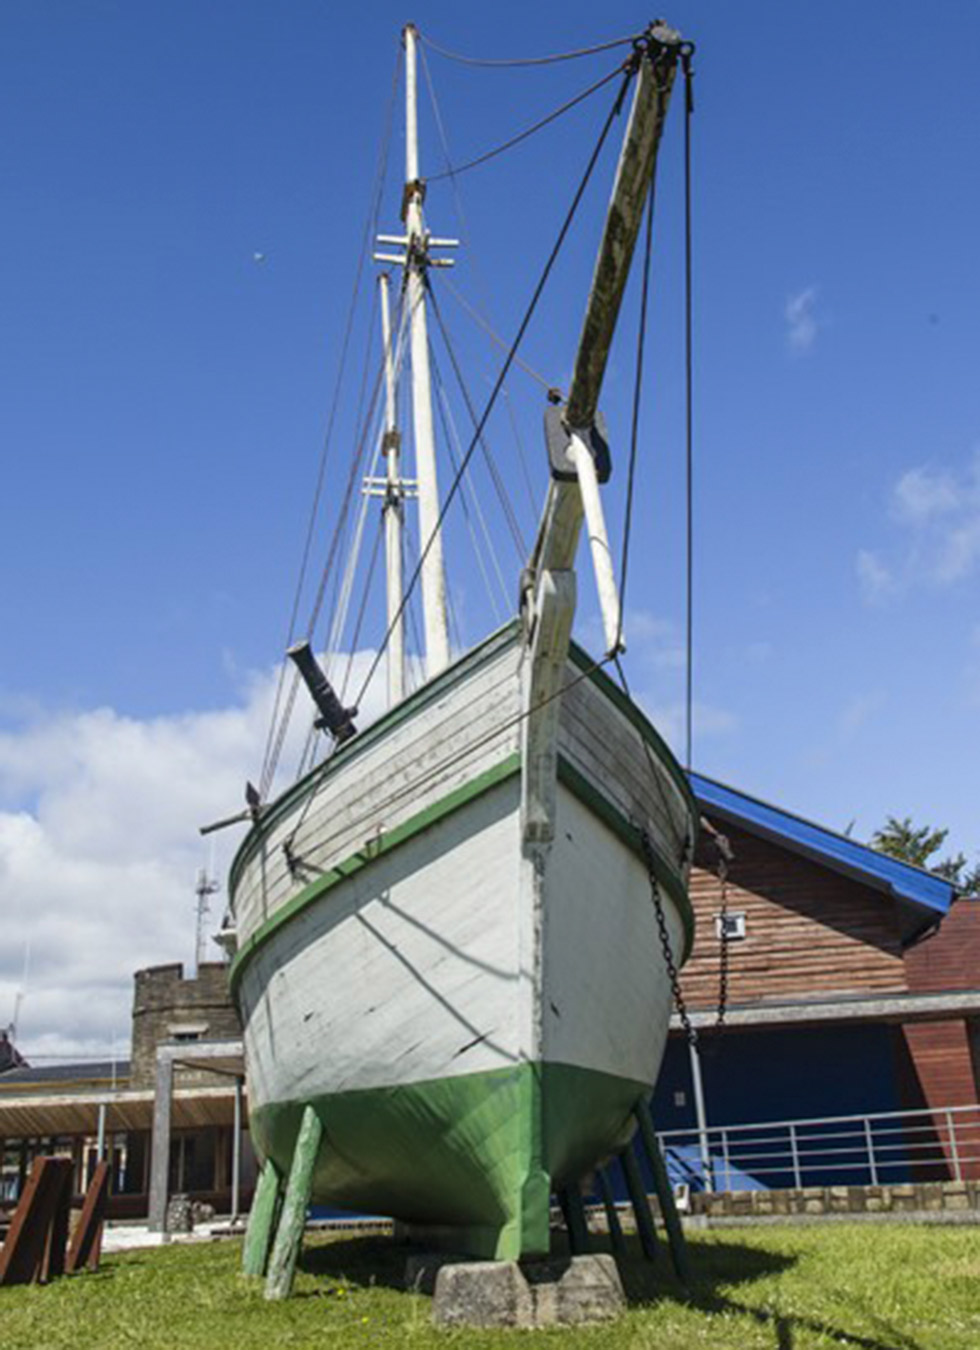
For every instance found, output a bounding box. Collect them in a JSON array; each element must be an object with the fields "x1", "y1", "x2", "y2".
[
  {"x1": 427, "y1": 62, "x2": 626, "y2": 182},
  {"x1": 351, "y1": 66, "x2": 637, "y2": 712},
  {"x1": 263, "y1": 301, "x2": 403, "y2": 797},
  {"x1": 417, "y1": 44, "x2": 543, "y2": 525},
  {"x1": 339, "y1": 512, "x2": 384, "y2": 705},
  {"x1": 430, "y1": 350, "x2": 510, "y2": 622},
  {"x1": 420, "y1": 28, "x2": 639, "y2": 68},
  {"x1": 258, "y1": 43, "x2": 401, "y2": 800},
  {"x1": 683, "y1": 47, "x2": 695, "y2": 774},
  {"x1": 439, "y1": 277, "x2": 554, "y2": 394},
  {"x1": 615, "y1": 171, "x2": 657, "y2": 655},
  {"x1": 427, "y1": 284, "x2": 527, "y2": 559}
]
